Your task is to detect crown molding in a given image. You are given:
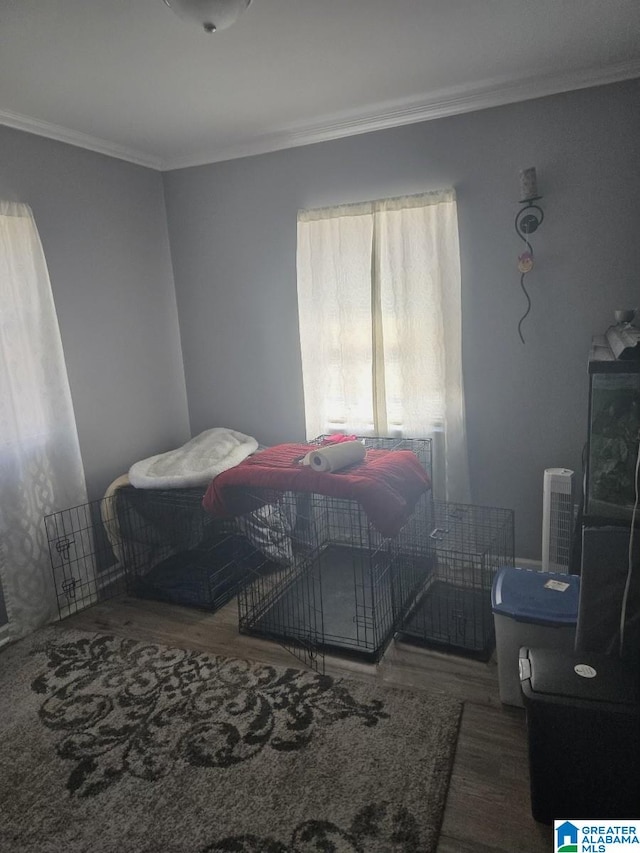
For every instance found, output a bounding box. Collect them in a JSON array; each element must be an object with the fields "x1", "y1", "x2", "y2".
[
  {"x1": 2, "y1": 59, "x2": 639, "y2": 173},
  {"x1": 0, "y1": 108, "x2": 162, "y2": 170},
  {"x1": 161, "y1": 59, "x2": 640, "y2": 171}
]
